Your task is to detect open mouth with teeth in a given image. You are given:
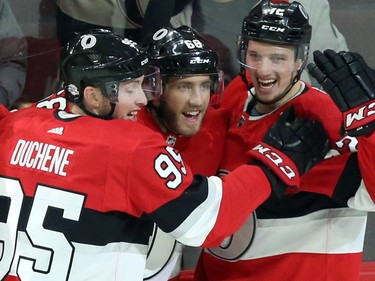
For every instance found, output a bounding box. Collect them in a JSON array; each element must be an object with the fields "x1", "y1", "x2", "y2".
[
  {"x1": 258, "y1": 78, "x2": 276, "y2": 89},
  {"x1": 127, "y1": 110, "x2": 140, "y2": 121},
  {"x1": 182, "y1": 110, "x2": 201, "y2": 121}
]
